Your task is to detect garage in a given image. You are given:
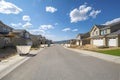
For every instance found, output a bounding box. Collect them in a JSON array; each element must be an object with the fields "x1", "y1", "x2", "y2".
[
  {"x1": 108, "y1": 38, "x2": 117, "y2": 47},
  {"x1": 93, "y1": 39, "x2": 104, "y2": 46}
]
